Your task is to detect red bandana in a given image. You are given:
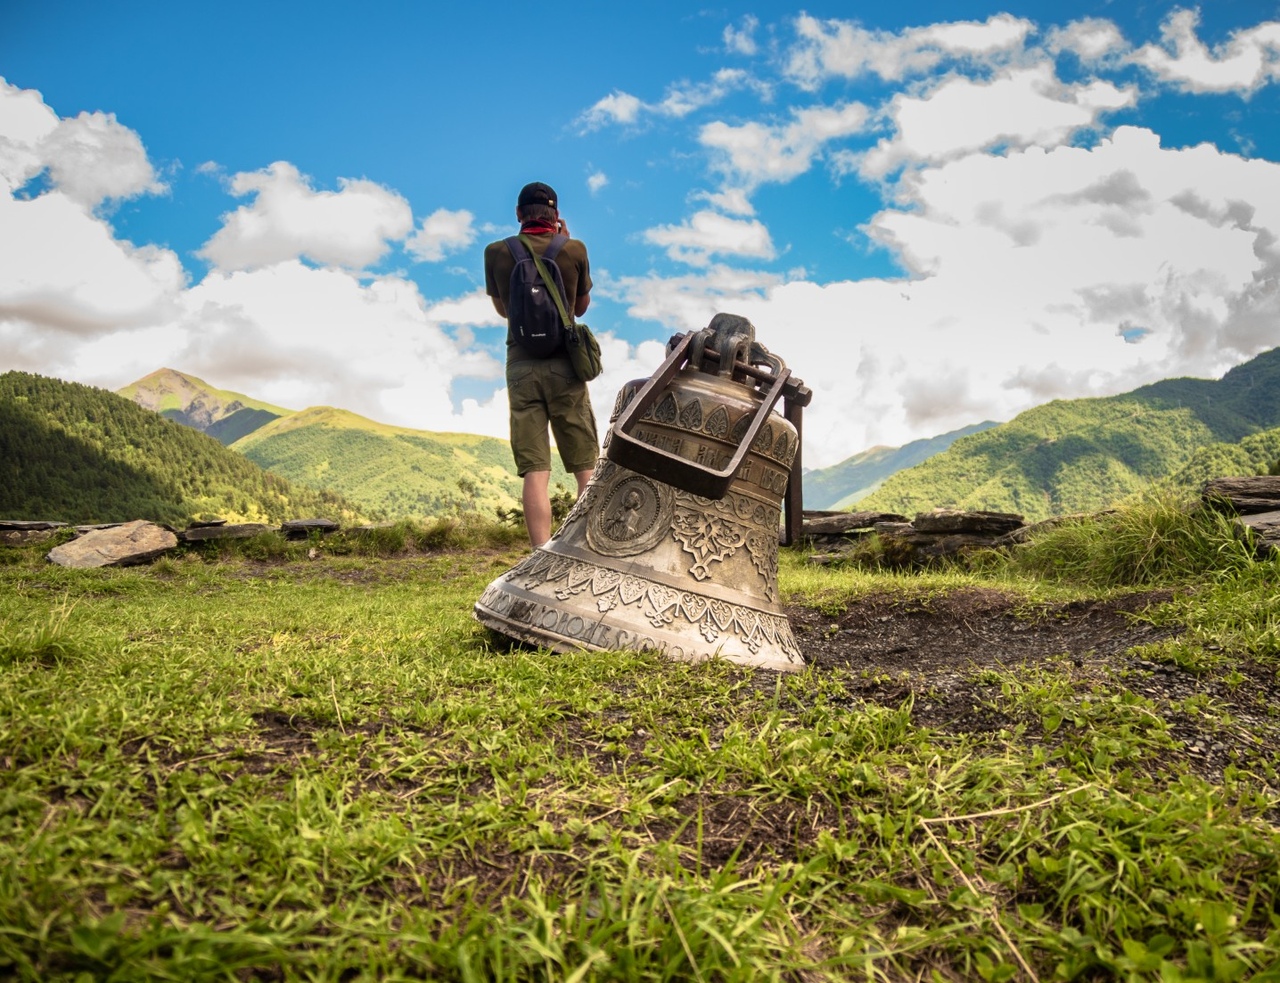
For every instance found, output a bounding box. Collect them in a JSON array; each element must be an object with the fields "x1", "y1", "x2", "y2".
[{"x1": 520, "y1": 220, "x2": 558, "y2": 235}]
